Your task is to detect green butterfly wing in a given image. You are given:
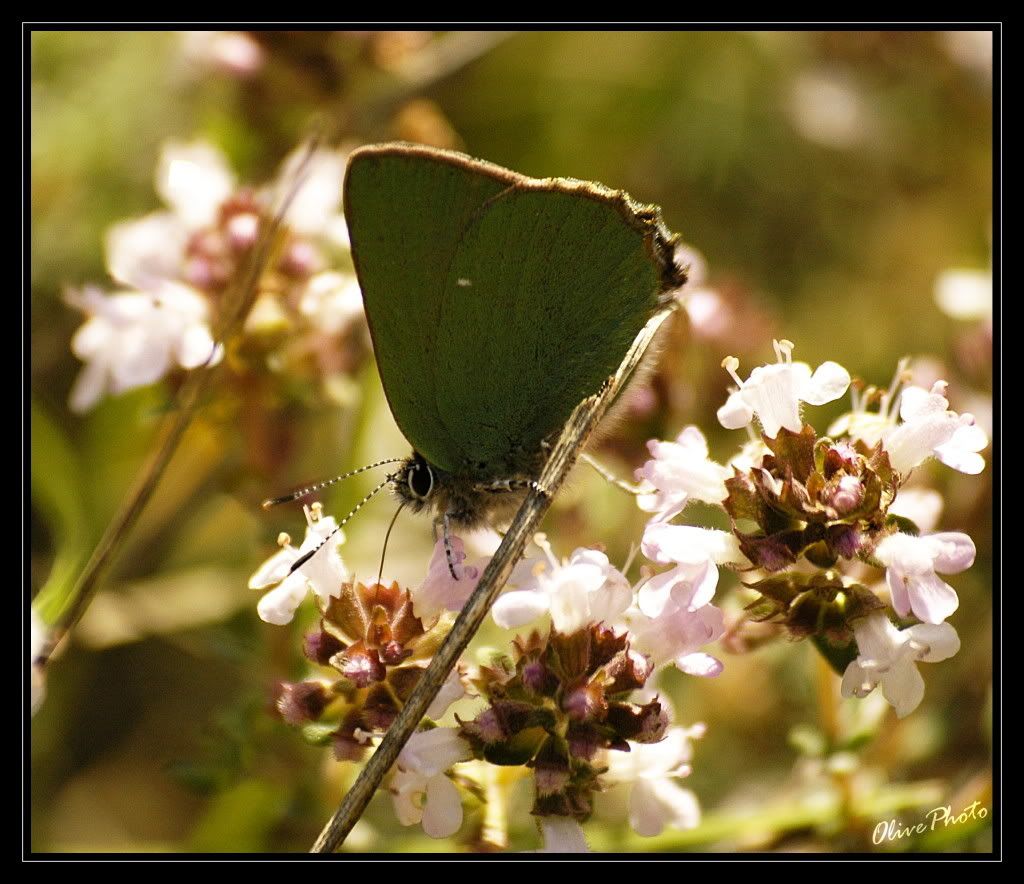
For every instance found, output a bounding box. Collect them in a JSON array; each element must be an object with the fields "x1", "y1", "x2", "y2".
[
  {"x1": 435, "y1": 184, "x2": 670, "y2": 477},
  {"x1": 345, "y1": 144, "x2": 680, "y2": 477}
]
